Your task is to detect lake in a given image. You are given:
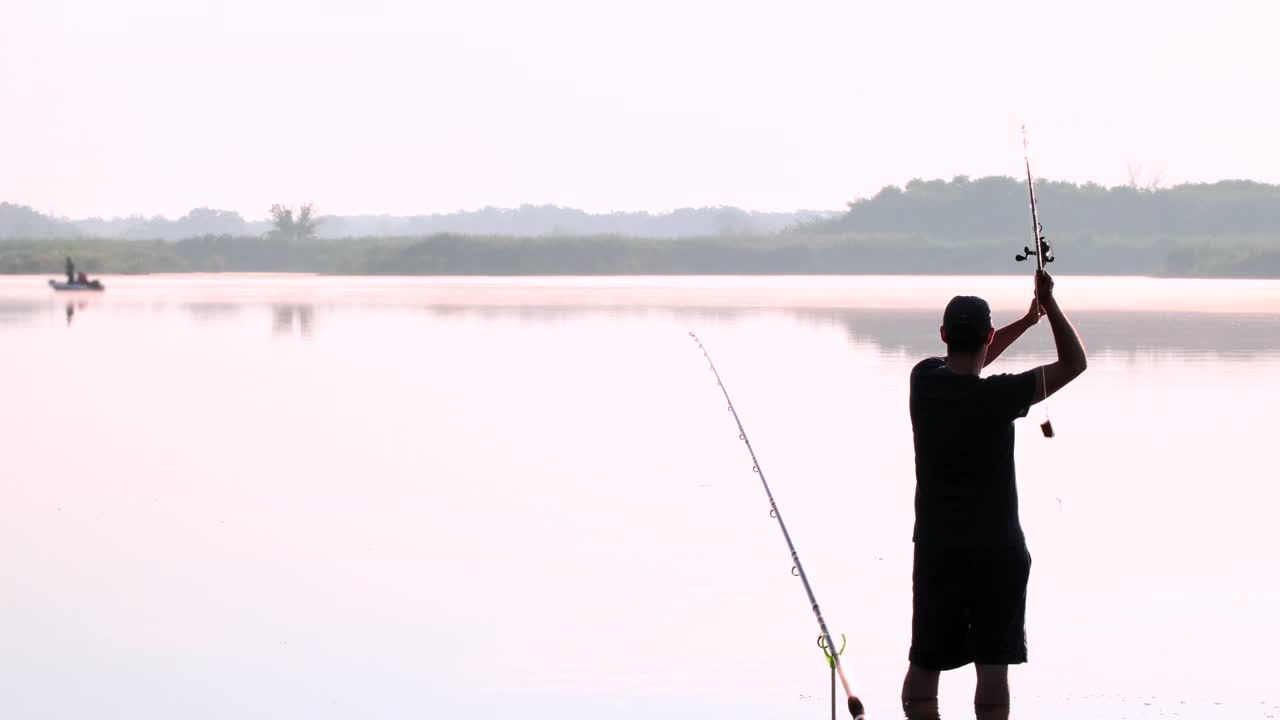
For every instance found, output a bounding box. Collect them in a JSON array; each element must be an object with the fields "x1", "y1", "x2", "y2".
[{"x1": 2, "y1": 274, "x2": 1278, "y2": 720}]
